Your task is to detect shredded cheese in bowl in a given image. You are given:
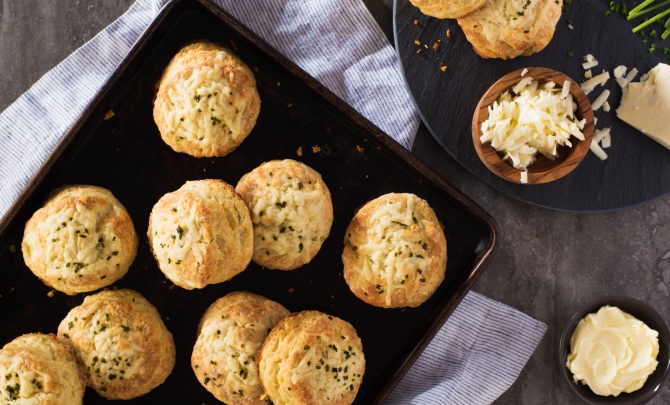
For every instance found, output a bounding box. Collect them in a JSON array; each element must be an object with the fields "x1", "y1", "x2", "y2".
[{"x1": 480, "y1": 77, "x2": 586, "y2": 171}]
